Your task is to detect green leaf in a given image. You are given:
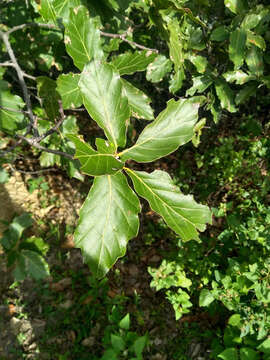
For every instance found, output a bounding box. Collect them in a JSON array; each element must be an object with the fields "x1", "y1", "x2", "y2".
[
  {"x1": 187, "y1": 54, "x2": 208, "y2": 73},
  {"x1": 257, "y1": 338, "x2": 270, "y2": 354},
  {"x1": 146, "y1": 55, "x2": 172, "y2": 83},
  {"x1": 242, "y1": 13, "x2": 262, "y2": 30},
  {"x1": 235, "y1": 82, "x2": 258, "y2": 105},
  {"x1": 101, "y1": 349, "x2": 118, "y2": 360},
  {"x1": 40, "y1": 0, "x2": 57, "y2": 23},
  {"x1": 168, "y1": 19, "x2": 184, "y2": 70},
  {"x1": 0, "y1": 80, "x2": 25, "y2": 133},
  {"x1": 240, "y1": 347, "x2": 259, "y2": 360},
  {"x1": 224, "y1": 0, "x2": 245, "y2": 14},
  {"x1": 66, "y1": 134, "x2": 124, "y2": 176},
  {"x1": 40, "y1": 0, "x2": 81, "y2": 24},
  {"x1": 64, "y1": 6, "x2": 103, "y2": 70},
  {"x1": 246, "y1": 31, "x2": 266, "y2": 50},
  {"x1": 132, "y1": 335, "x2": 148, "y2": 357},
  {"x1": 111, "y1": 50, "x2": 157, "y2": 75},
  {"x1": 1, "y1": 213, "x2": 33, "y2": 250},
  {"x1": 215, "y1": 79, "x2": 237, "y2": 112},
  {"x1": 37, "y1": 76, "x2": 60, "y2": 120},
  {"x1": 0, "y1": 168, "x2": 9, "y2": 184},
  {"x1": 169, "y1": 68, "x2": 185, "y2": 94},
  {"x1": 186, "y1": 75, "x2": 213, "y2": 96},
  {"x1": 53, "y1": 0, "x2": 81, "y2": 23},
  {"x1": 13, "y1": 250, "x2": 50, "y2": 281},
  {"x1": 210, "y1": 26, "x2": 229, "y2": 41},
  {"x1": 56, "y1": 73, "x2": 83, "y2": 109},
  {"x1": 79, "y1": 60, "x2": 130, "y2": 148},
  {"x1": 218, "y1": 348, "x2": 239, "y2": 360},
  {"x1": 199, "y1": 289, "x2": 215, "y2": 307},
  {"x1": 21, "y1": 236, "x2": 49, "y2": 256},
  {"x1": 126, "y1": 169, "x2": 211, "y2": 241},
  {"x1": 111, "y1": 334, "x2": 125, "y2": 352},
  {"x1": 228, "y1": 314, "x2": 241, "y2": 327},
  {"x1": 120, "y1": 97, "x2": 202, "y2": 163},
  {"x1": 95, "y1": 138, "x2": 116, "y2": 154},
  {"x1": 223, "y1": 70, "x2": 255, "y2": 85},
  {"x1": 229, "y1": 28, "x2": 246, "y2": 69},
  {"x1": 121, "y1": 79, "x2": 154, "y2": 120},
  {"x1": 245, "y1": 45, "x2": 264, "y2": 77},
  {"x1": 73, "y1": 172, "x2": 140, "y2": 278},
  {"x1": 119, "y1": 313, "x2": 130, "y2": 330}
]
